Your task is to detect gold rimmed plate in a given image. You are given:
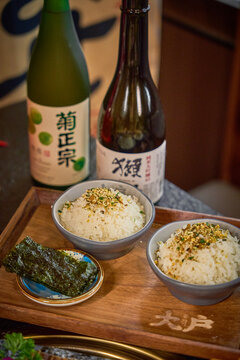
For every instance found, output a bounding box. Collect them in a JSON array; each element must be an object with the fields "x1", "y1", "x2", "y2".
[
  {"x1": 28, "y1": 335, "x2": 176, "y2": 360},
  {"x1": 16, "y1": 249, "x2": 104, "y2": 306}
]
